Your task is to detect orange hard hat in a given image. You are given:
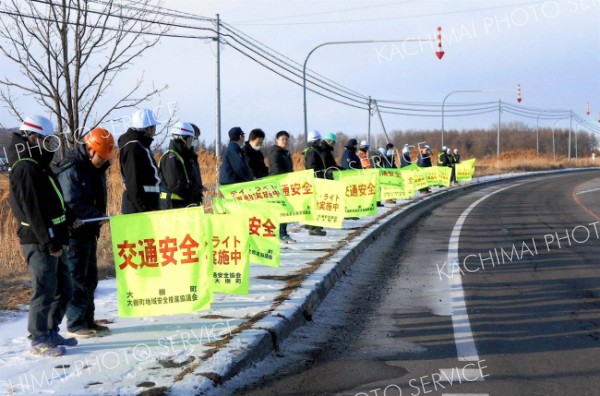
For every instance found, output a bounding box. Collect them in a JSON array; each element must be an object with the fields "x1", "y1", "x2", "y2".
[{"x1": 84, "y1": 127, "x2": 115, "y2": 160}]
